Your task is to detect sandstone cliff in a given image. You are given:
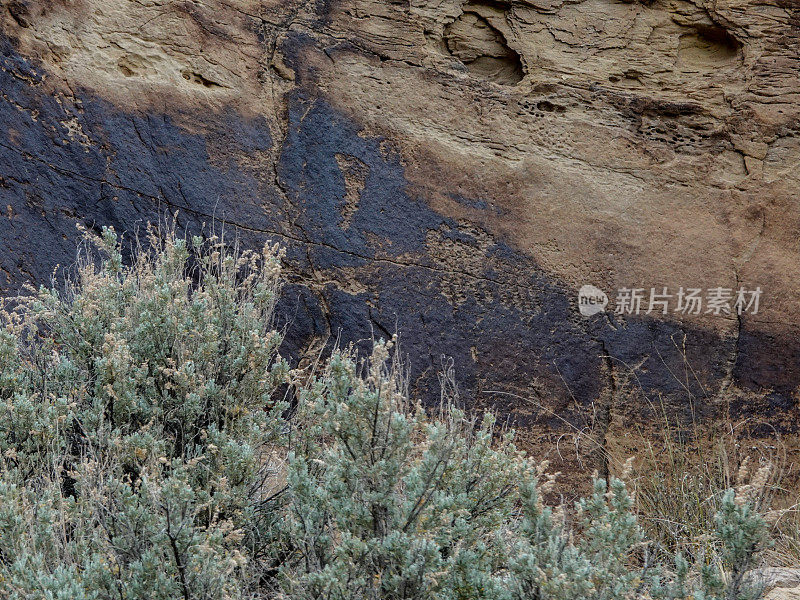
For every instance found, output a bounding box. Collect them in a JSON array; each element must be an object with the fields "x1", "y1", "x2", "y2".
[{"x1": 1, "y1": 0, "x2": 798, "y2": 454}]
